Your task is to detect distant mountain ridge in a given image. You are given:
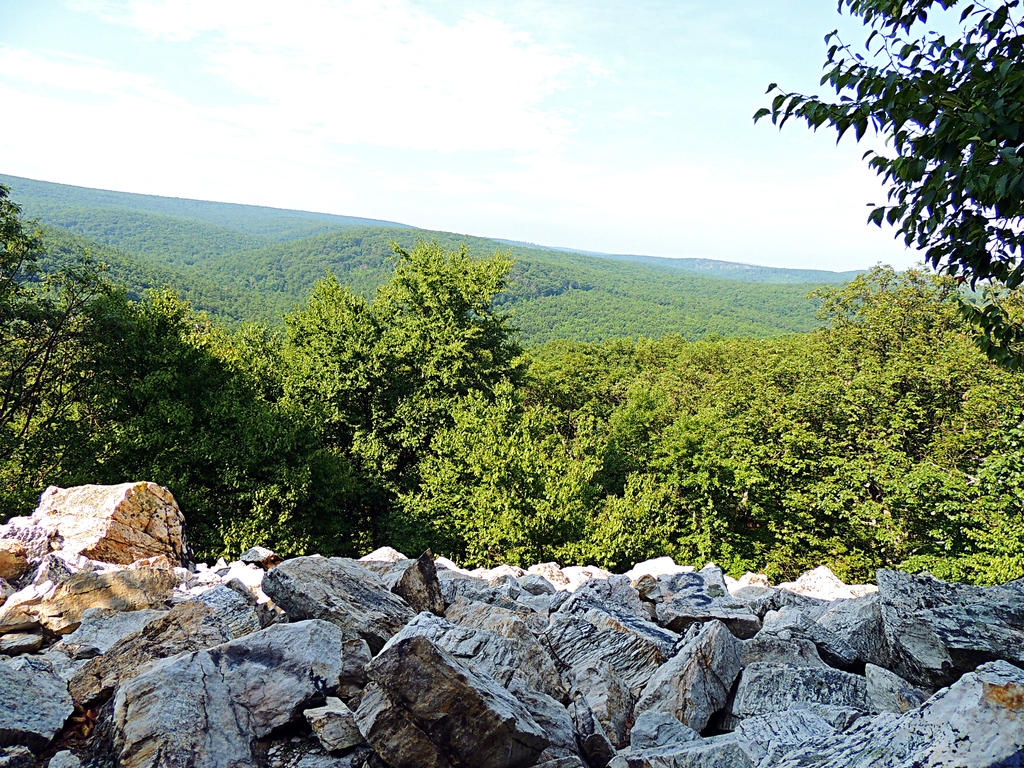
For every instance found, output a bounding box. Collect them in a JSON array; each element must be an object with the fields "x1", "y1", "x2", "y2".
[{"x1": 2, "y1": 173, "x2": 859, "y2": 344}]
